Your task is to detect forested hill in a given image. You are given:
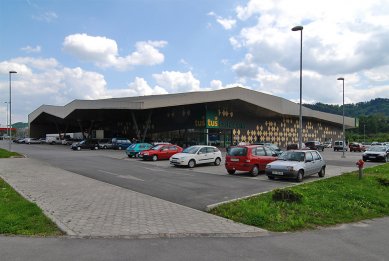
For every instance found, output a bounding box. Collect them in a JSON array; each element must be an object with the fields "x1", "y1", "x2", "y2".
[{"x1": 304, "y1": 98, "x2": 389, "y2": 117}]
